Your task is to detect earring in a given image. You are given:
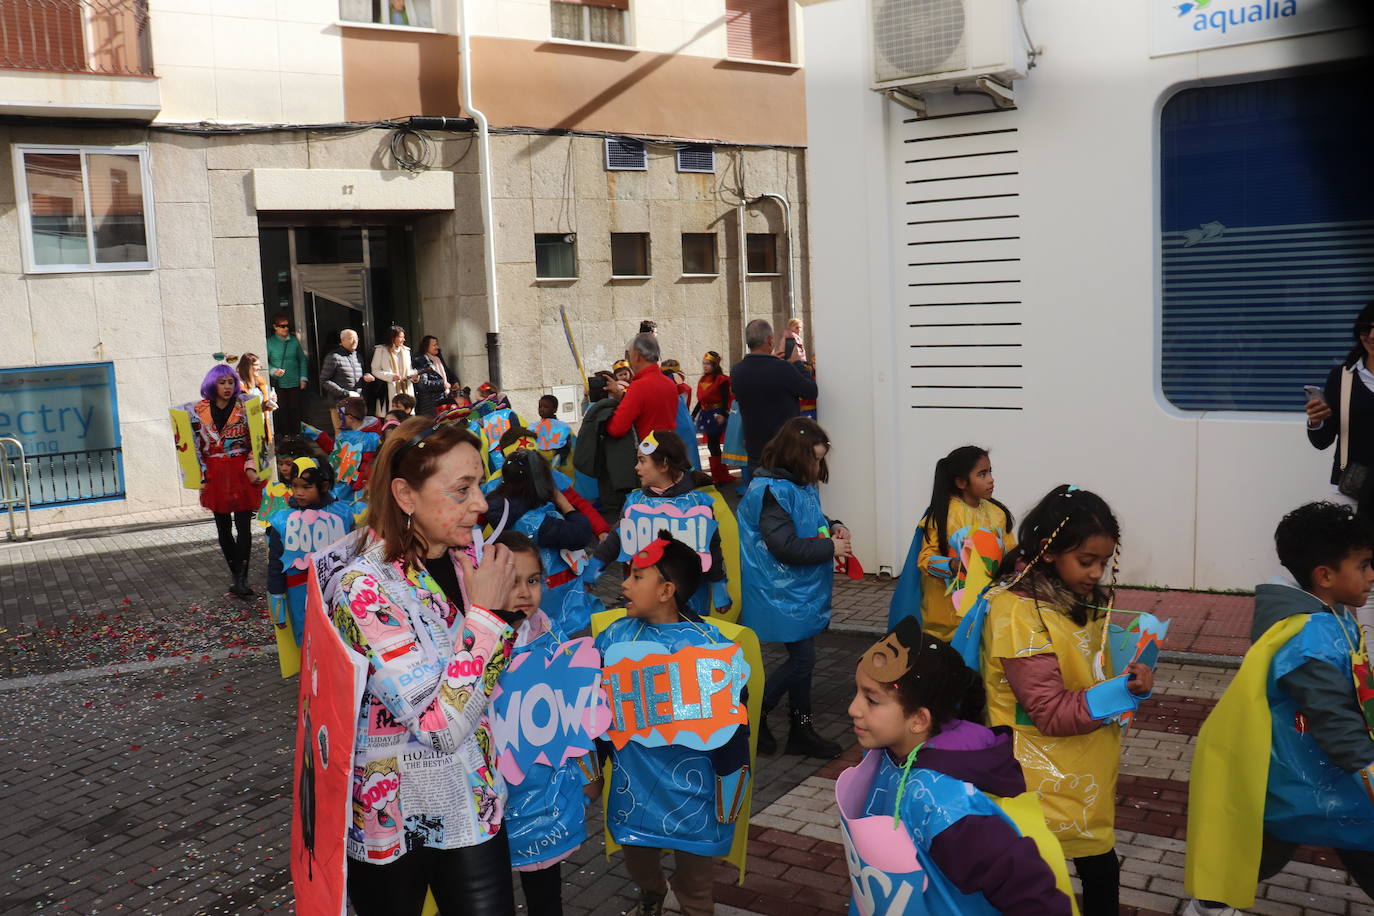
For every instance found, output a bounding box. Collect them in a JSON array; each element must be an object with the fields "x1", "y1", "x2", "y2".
[{"x1": 405, "y1": 513, "x2": 412, "y2": 531}]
